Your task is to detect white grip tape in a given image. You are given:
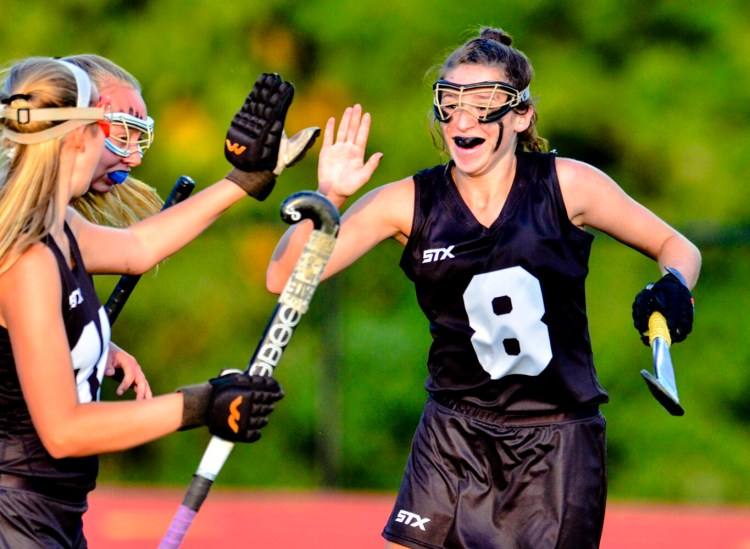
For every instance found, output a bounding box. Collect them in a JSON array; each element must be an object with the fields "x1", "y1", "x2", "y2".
[{"x1": 196, "y1": 437, "x2": 236, "y2": 480}]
